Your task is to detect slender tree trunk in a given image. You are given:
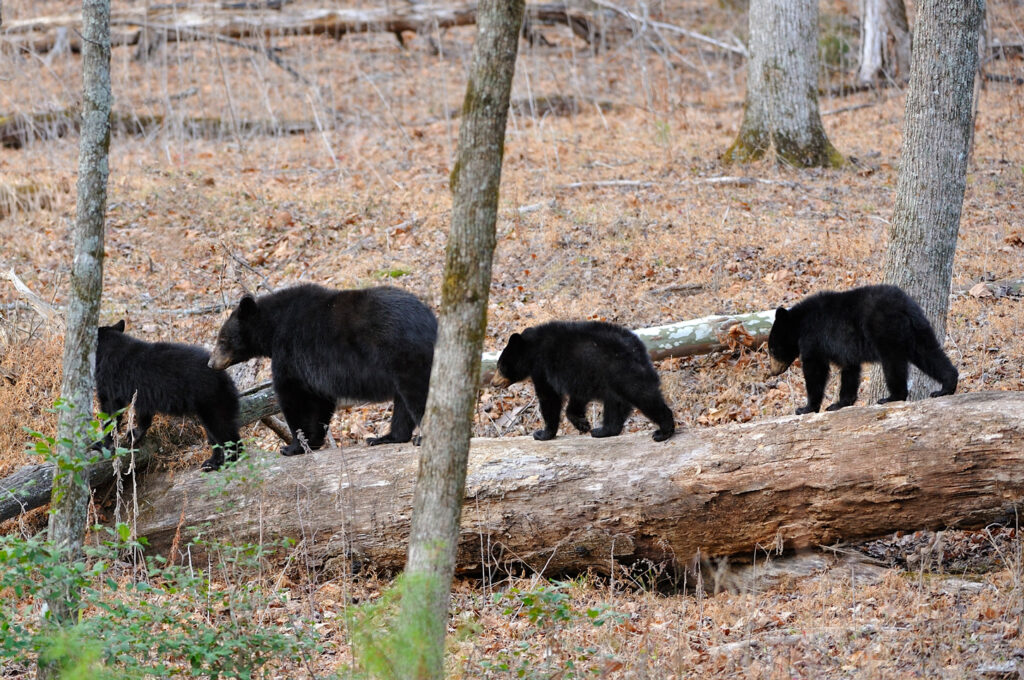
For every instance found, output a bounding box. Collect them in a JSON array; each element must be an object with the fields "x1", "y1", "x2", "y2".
[
  {"x1": 40, "y1": 0, "x2": 110, "y2": 675},
  {"x1": 400, "y1": 1, "x2": 524, "y2": 677},
  {"x1": 868, "y1": 0, "x2": 983, "y2": 403},
  {"x1": 857, "y1": 0, "x2": 912, "y2": 85},
  {"x1": 724, "y1": 0, "x2": 843, "y2": 167}
]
